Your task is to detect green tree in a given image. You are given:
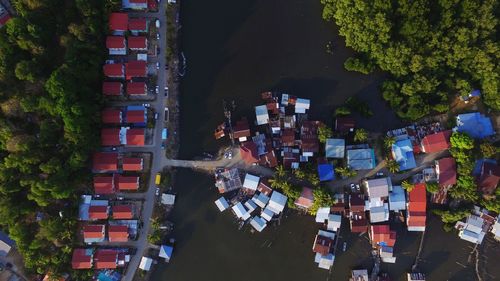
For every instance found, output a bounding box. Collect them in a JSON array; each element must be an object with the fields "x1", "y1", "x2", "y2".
[
  {"x1": 401, "y1": 180, "x2": 414, "y2": 192},
  {"x1": 384, "y1": 136, "x2": 396, "y2": 149},
  {"x1": 450, "y1": 132, "x2": 474, "y2": 150},
  {"x1": 449, "y1": 175, "x2": 479, "y2": 201},
  {"x1": 480, "y1": 142, "x2": 497, "y2": 158},
  {"x1": 386, "y1": 159, "x2": 400, "y2": 173},
  {"x1": 344, "y1": 57, "x2": 375, "y2": 74},
  {"x1": 334, "y1": 106, "x2": 351, "y2": 116},
  {"x1": 335, "y1": 166, "x2": 357, "y2": 178},
  {"x1": 426, "y1": 182, "x2": 439, "y2": 193},
  {"x1": 318, "y1": 124, "x2": 333, "y2": 143},
  {"x1": 354, "y1": 128, "x2": 368, "y2": 142},
  {"x1": 309, "y1": 187, "x2": 336, "y2": 215}
]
